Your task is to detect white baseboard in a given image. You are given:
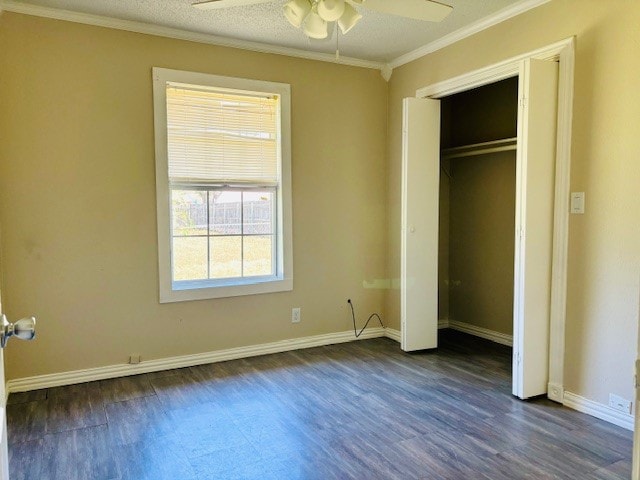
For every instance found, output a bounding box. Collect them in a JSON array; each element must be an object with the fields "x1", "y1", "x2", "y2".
[
  {"x1": 447, "y1": 320, "x2": 513, "y2": 347},
  {"x1": 7, "y1": 327, "x2": 386, "y2": 394},
  {"x1": 383, "y1": 324, "x2": 446, "y2": 344},
  {"x1": 385, "y1": 327, "x2": 401, "y2": 342},
  {"x1": 385, "y1": 321, "x2": 447, "y2": 344},
  {"x1": 563, "y1": 391, "x2": 634, "y2": 431}
]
